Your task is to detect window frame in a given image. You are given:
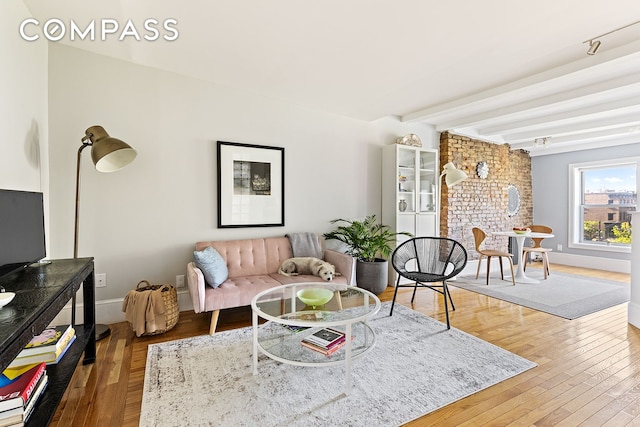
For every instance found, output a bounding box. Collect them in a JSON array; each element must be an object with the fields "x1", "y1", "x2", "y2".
[{"x1": 568, "y1": 157, "x2": 638, "y2": 253}]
